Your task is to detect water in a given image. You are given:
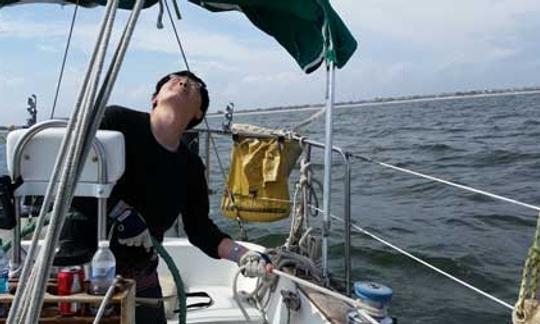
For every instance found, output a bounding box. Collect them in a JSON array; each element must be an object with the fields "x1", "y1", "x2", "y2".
[
  {"x1": 204, "y1": 92, "x2": 540, "y2": 324},
  {"x1": 1, "y1": 92, "x2": 539, "y2": 323}
]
